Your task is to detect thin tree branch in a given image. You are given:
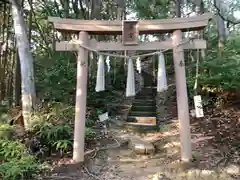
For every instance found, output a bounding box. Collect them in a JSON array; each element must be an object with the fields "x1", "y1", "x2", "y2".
[
  {"x1": 27, "y1": 0, "x2": 52, "y2": 55},
  {"x1": 213, "y1": 0, "x2": 240, "y2": 25},
  {"x1": 72, "y1": 0, "x2": 80, "y2": 18},
  {"x1": 54, "y1": 0, "x2": 62, "y2": 18},
  {"x1": 79, "y1": 0, "x2": 87, "y2": 19}
]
